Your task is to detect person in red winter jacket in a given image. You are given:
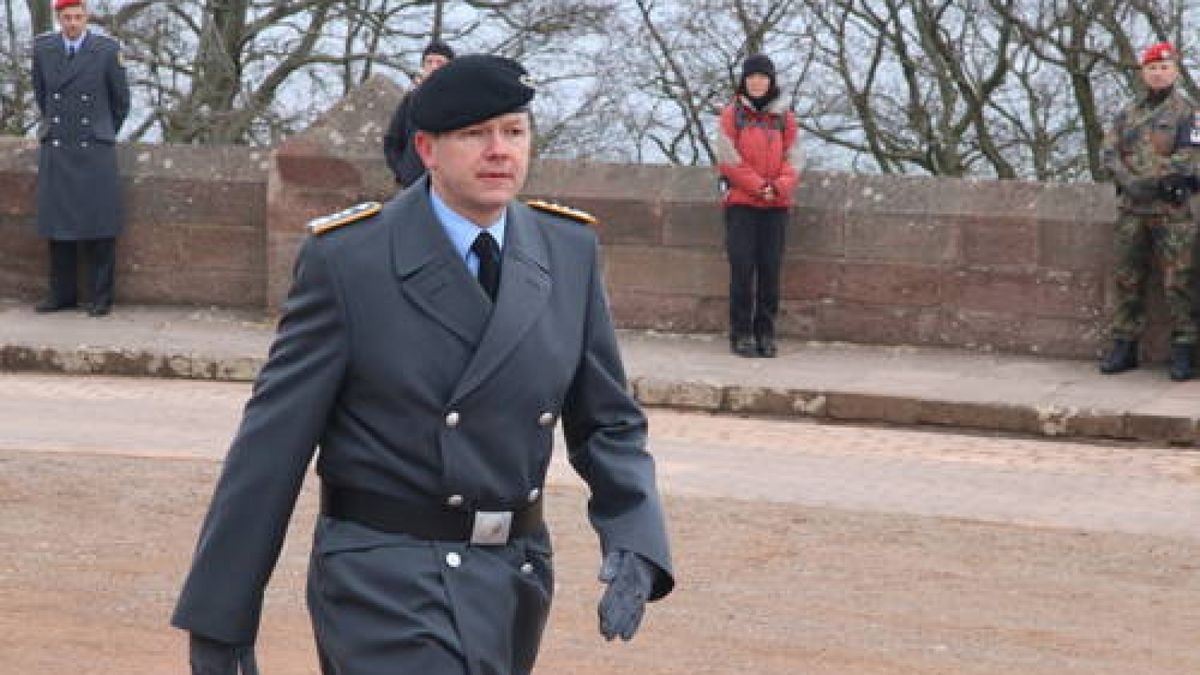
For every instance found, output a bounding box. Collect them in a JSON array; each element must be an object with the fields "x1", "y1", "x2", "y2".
[{"x1": 715, "y1": 53, "x2": 804, "y2": 357}]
